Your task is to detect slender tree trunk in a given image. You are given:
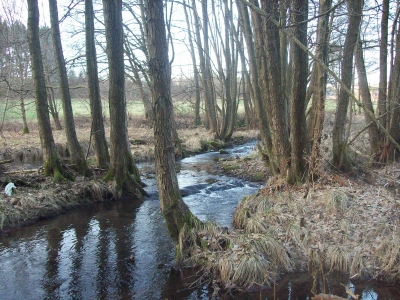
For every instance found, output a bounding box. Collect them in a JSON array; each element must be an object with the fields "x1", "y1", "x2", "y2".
[
  {"x1": 307, "y1": 0, "x2": 331, "y2": 178},
  {"x1": 124, "y1": 39, "x2": 154, "y2": 123},
  {"x1": 191, "y1": 0, "x2": 210, "y2": 129},
  {"x1": 201, "y1": 0, "x2": 218, "y2": 135},
  {"x1": 279, "y1": 0, "x2": 289, "y2": 133},
  {"x1": 378, "y1": 0, "x2": 389, "y2": 129},
  {"x1": 288, "y1": 0, "x2": 308, "y2": 183},
  {"x1": 260, "y1": 0, "x2": 290, "y2": 175},
  {"x1": 27, "y1": 0, "x2": 73, "y2": 182},
  {"x1": 102, "y1": 0, "x2": 144, "y2": 198},
  {"x1": 237, "y1": 0, "x2": 273, "y2": 160},
  {"x1": 145, "y1": 0, "x2": 197, "y2": 249},
  {"x1": 20, "y1": 95, "x2": 29, "y2": 134},
  {"x1": 355, "y1": 38, "x2": 380, "y2": 156},
  {"x1": 332, "y1": 0, "x2": 362, "y2": 171},
  {"x1": 19, "y1": 68, "x2": 29, "y2": 133},
  {"x1": 182, "y1": 0, "x2": 201, "y2": 126},
  {"x1": 220, "y1": 0, "x2": 235, "y2": 141},
  {"x1": 46, "y1": 85, "x2": 63, "y2": 130},
  {"x1": 49, "y1": 0, "x2": 91, "y2": 177},
  {"x1": 85, "y1": 0, "x2": 109, "y2": 169},
  {"x1": 386, "y1": 20, "x2": 400, "y2": 159}
]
